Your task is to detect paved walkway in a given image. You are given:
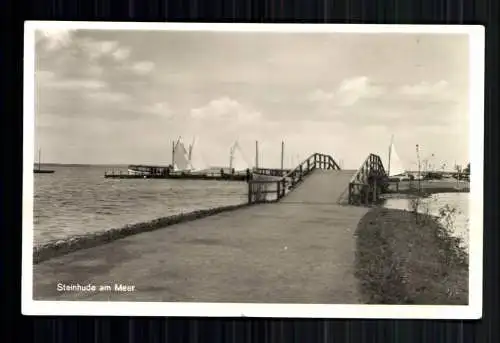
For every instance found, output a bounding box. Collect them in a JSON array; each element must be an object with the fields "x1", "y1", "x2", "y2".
[
  {"x1": 283, "y1": 169, "x2": 355, "y2": 204},
  {"x1": 33, "y1": 169, "x2": 369, "y2": 304}
]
